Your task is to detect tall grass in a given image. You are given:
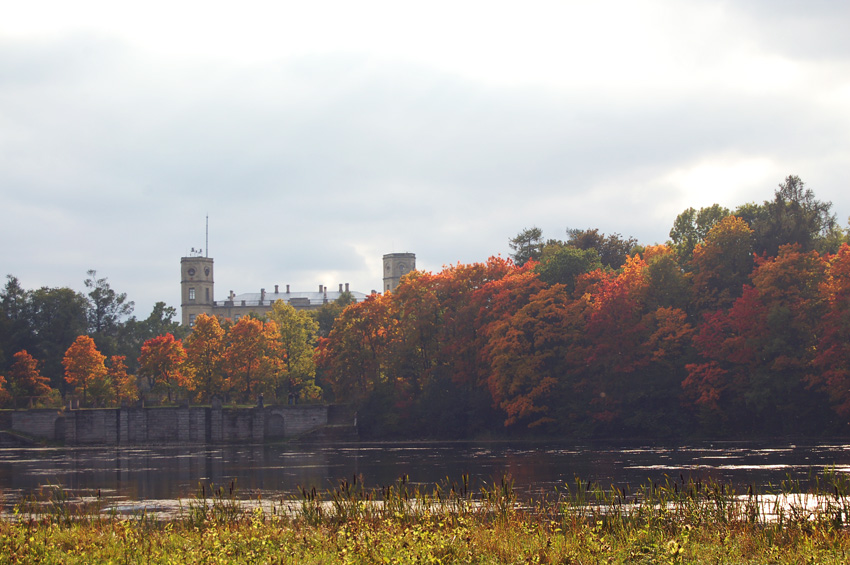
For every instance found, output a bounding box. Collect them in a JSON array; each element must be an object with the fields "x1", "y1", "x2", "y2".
[{"x1": 5, "y1": 470, "x2": 850, "y2": 563}]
